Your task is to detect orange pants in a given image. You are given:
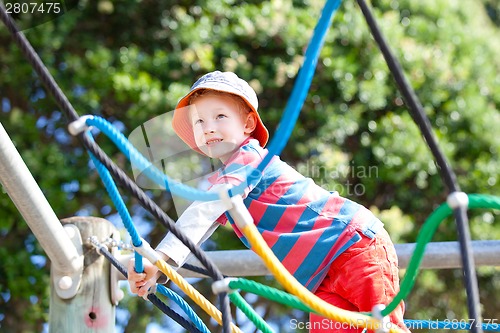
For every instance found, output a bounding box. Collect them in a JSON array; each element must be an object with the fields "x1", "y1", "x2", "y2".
[{"x1": 310, "y1": 228, "x2": 410, "y2": 332}]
